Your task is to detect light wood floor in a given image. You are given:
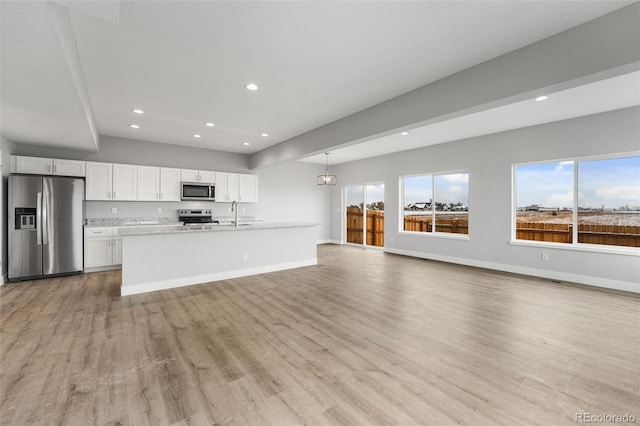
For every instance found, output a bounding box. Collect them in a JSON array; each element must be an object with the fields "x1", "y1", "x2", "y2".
[{"x1": 1, "y1": 245, "x2": 638, "y2": 425}]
